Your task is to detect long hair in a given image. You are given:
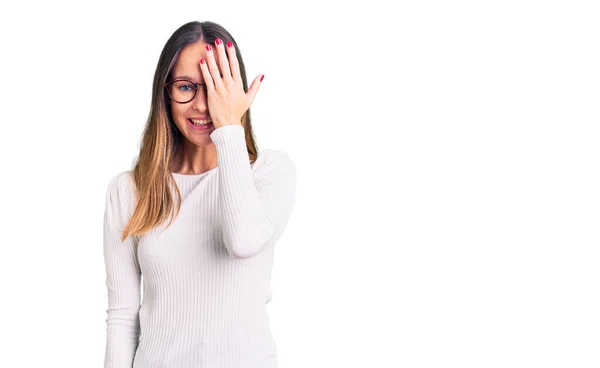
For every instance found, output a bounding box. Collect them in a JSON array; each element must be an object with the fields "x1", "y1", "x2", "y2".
[{"x1": 120, "y1": 20, "x2": 259, "y2": 241}]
